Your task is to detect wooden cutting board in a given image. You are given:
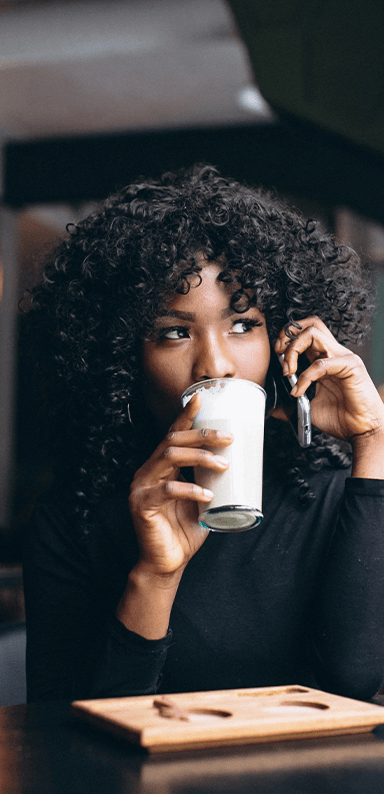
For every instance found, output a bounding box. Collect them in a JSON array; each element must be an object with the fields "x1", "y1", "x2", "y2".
[{"x1": 71, "y1": 684, "x2": 384, "y2": 753}]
